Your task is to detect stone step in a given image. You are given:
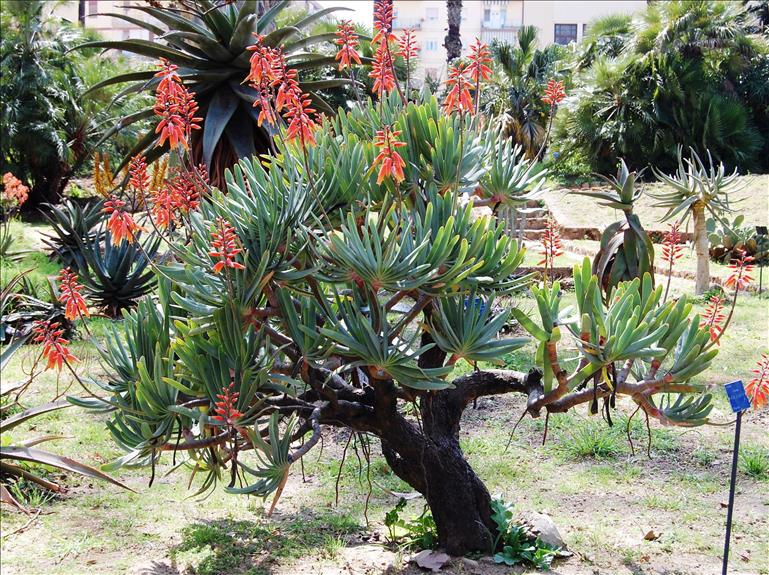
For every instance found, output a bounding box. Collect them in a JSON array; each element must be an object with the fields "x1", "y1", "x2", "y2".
[
  {"x1": 526, "y1": 218, "x2": 549, "y2": 230},
  {"x1": 523, "y1": 229, "x2": 547, "y2": 240}
]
